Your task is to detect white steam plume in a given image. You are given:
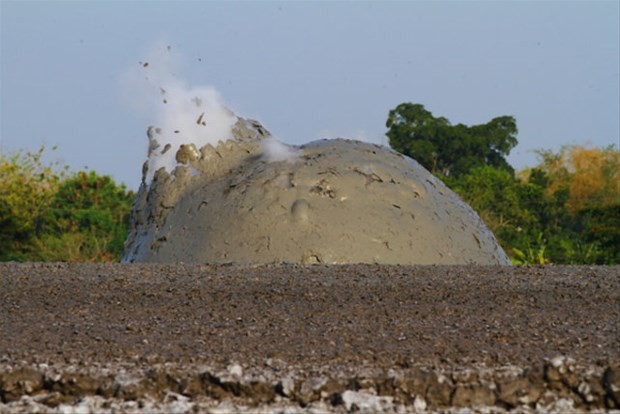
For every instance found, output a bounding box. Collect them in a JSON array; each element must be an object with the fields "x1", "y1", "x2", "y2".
[
  {"x1": 121, "y1": 43, "x2": 237, "y2": 183},
  {"x1": 261, "y1": 137, "x2": 301, "y2": 163},
  {"x1": 121, "y1": 43, "x2": 299, "y2": 184}
]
